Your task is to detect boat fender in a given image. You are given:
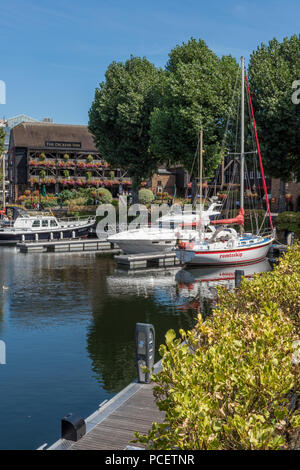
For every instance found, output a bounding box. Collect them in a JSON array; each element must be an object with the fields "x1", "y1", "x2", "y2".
[{"x1": 179, "y1": 241, "x2": 194, "y2": 250}]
